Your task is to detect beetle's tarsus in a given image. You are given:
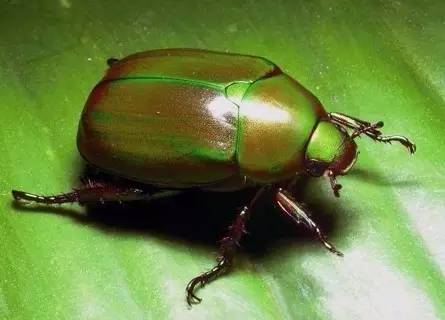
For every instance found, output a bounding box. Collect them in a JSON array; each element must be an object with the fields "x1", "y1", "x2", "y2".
[
  {"x1": 185, "y1": 188, "x2": 266, "y2": 305},
  {"x1": 12, "y1": 189, "x2": 78, "y2": 205},
  {"x1": 313, "y1": 225, "x2": 344, "y2": 256},
  {"x1": 186, "y1": 257, "x2": 231, "y2": 306},
  {"x1": 11, "y1": 179, "x2": 155, "y2": 206},
  {"x1": 329, "y1": 112, "x2": 416, "y2": 154},
  {"x1": 327, "y1": 171, "x2": 342, "y2": 197},
  {"x1": 185, "y1": 229, "x2": 237, "y2": 305},
  {"x1": 186, "y1": 277, "x2": 205, "y2": 305},
  {"x1": 374, "y1": 135, "x2": 416, "y2": 154}
]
